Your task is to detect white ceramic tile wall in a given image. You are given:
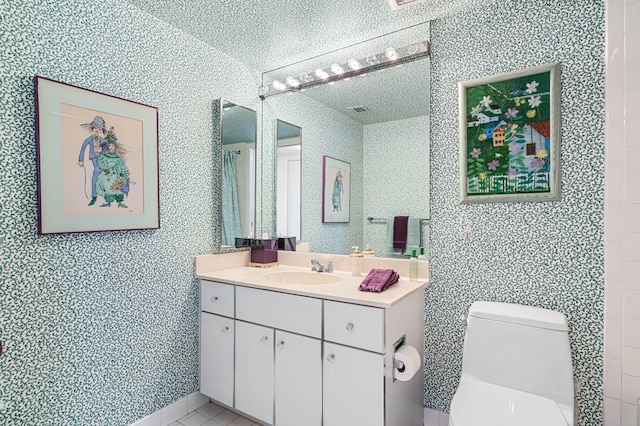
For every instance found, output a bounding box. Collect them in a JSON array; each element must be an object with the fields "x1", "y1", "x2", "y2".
[{"x1": 605, "y1": 0, "x2": 640, "y2": 424}]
